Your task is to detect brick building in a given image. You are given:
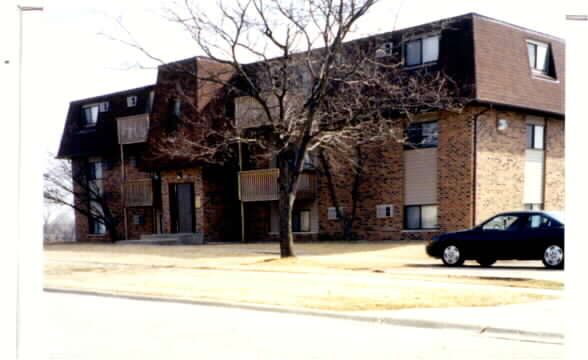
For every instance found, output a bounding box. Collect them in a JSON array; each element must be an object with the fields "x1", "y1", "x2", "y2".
[{"x1": 57, "y1": 13, "x2": 564, "y2": 243}]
